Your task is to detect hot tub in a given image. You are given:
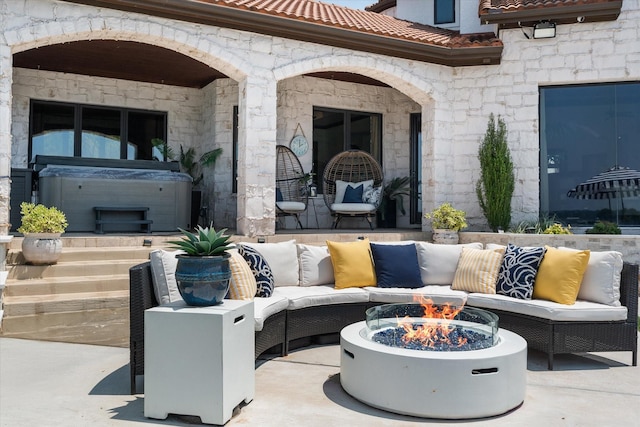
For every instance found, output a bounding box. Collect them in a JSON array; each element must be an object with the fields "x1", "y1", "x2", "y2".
[{"x1": 38, "y1": 165, "x2": 192, "y2": 232}]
